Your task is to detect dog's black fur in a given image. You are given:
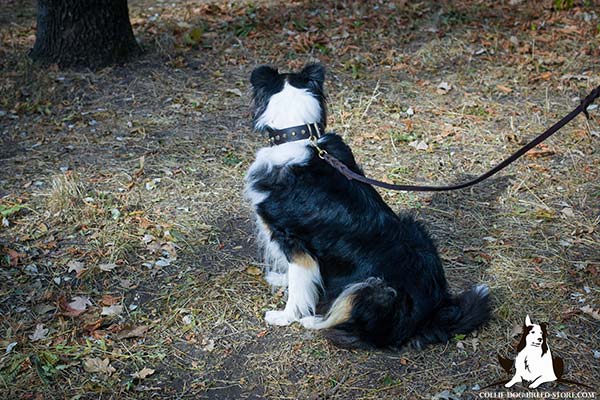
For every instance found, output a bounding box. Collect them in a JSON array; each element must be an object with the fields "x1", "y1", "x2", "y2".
[{"x1": 247, "y1": 64, "x2": 490, "y2": 349}]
